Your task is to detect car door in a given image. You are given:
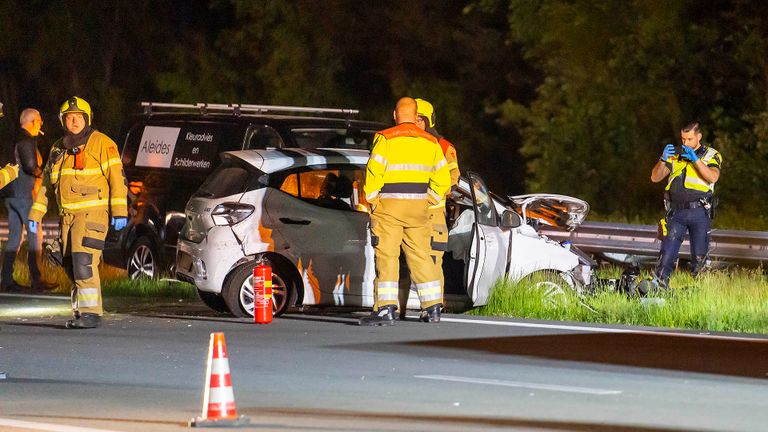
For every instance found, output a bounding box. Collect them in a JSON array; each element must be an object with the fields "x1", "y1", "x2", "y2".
[
  {"x1": 261, "y1": 165, "x2": 373, "y2": 307},
  {"x1": 464, "y1": 172, "x2": 510, "y2": 306}
]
